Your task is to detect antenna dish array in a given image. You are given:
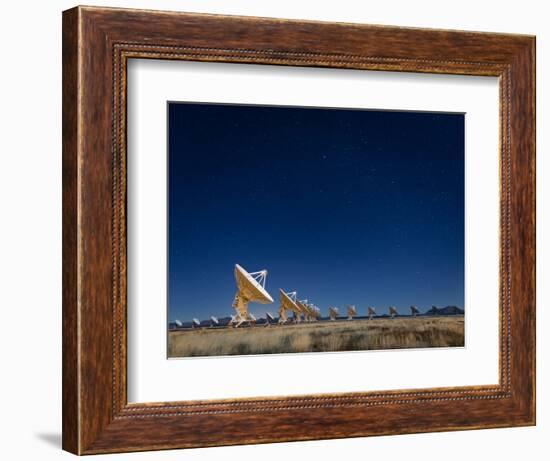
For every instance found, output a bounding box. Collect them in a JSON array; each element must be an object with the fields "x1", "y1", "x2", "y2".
[
  {"x1": 232, "y1": 264, "x2": 273, "y2": 327},
  {"x1": 173, "y1": 265, "x2": 440, "y2": 330},
  {"x1": 174, "y1": 263, "x2": 445, "y2": 330}
]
